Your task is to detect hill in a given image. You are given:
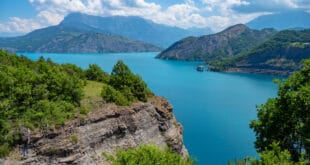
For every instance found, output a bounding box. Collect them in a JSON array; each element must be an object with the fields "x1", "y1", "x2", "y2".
[
  {"x1": 0, "y1": 25, "x2": 161, "y2": 53},
  {"x1": 247, "y1": 11, "x2": 310, "y2": 30},
  {"x1": 156, "y1": 24, "x2": 276, "y2": 61},
  {"x1": 208, "y1": 29, "x2": 310, "y2": 75}
]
